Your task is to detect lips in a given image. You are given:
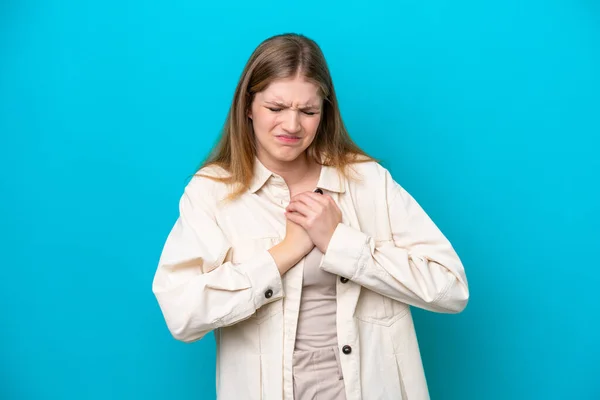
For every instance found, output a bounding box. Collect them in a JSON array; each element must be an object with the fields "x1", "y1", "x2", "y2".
[
  {"x1": 275, "y1": 134, "x2": 302, "y2": 144},
  {"x1": 276, "y1": 134, "x2": 300, "y2": 139}
]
